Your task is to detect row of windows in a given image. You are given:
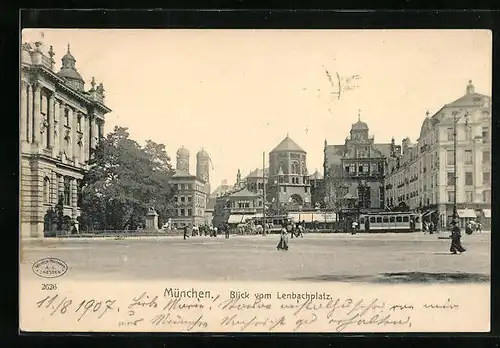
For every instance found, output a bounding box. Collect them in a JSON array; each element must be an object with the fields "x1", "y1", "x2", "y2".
[
  {"x1": 446, "y1": 149, "x2": 490, "y2": 166},
  {"x1": 175, "y1": 183, "x2": 205, "y2": 192},
  {"x1": 446, "y1": 126, "x2": 489, "y2": 143},
  {"x1": 344, "y1": 163, "x2": 384, "y2": 174},
  {"x1": 447, "y1": 190, "x2": 490, "y2": 203},
  {"x1": 42, "y1": 176, "x2": 80, "y2": 206}
]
